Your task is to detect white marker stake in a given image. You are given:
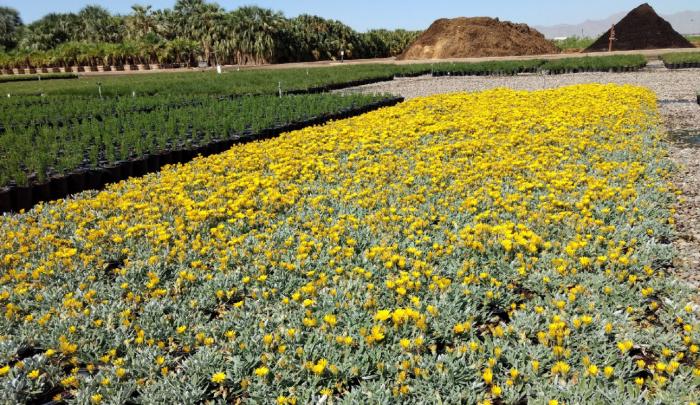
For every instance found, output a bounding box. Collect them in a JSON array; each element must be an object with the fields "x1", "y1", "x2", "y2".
[{"x1": 216, "y1": 65, "x2": 222, "y2": 74}]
